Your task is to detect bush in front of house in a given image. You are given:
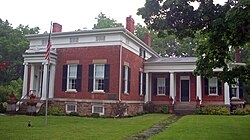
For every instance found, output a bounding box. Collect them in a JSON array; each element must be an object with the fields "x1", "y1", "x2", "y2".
[
  {"x1": 200, "y1": 106, "x2": 230, "y2": 115},
  {"x1": 160, "y1": 105, "x2": 168, "y2": 114},
  {"x1": 111, "y1": 101, "x2": 128, "y2": 118},
  {"x1": 38, "y1": 105, "x2": 65, "y2": 116},
  {"x1": 91, "y1": 113, "x2": 100, "y2": 118},
  {"x1": 67, "y1": 112, "x2": 79, "y2": 116},
  {"x1": 233, "y1": 105, "x2": 250, "y2": 115}
]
